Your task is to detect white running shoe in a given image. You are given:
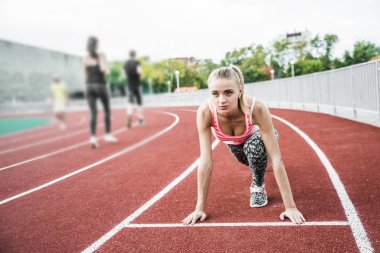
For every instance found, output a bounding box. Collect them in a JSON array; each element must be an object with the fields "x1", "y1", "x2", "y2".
[
  {"x1": 126, "y1": 116, "x2": 133, "y2": 128},
  {"x1": 104, "y1": 134, "x2": 118, "y2": 143},
  {"x1": 90, "y1": 136, "x2": 99, "y2": 149},
  {"x1": 250, "y1": 185, "x2": 268, "y2": 208}
]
